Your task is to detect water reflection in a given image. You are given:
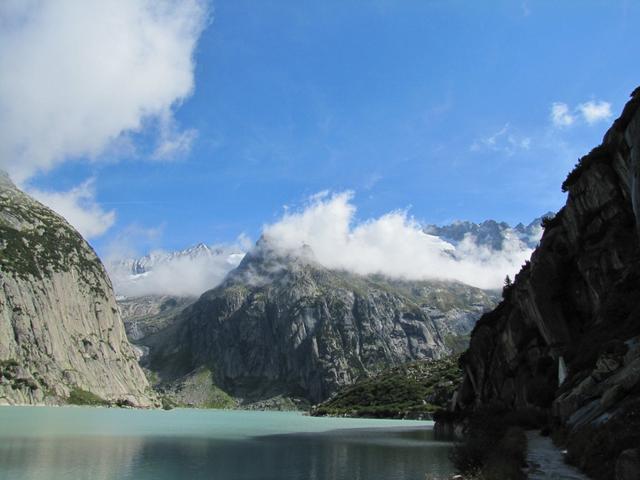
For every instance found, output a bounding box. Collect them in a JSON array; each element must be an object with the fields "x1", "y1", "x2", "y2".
[
  {"x1": 0, "y1": 407, "x2": 450, "y2": 480},
  {"x1": 0, "y1": 411, "x2": 453, "y2": 480}
]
